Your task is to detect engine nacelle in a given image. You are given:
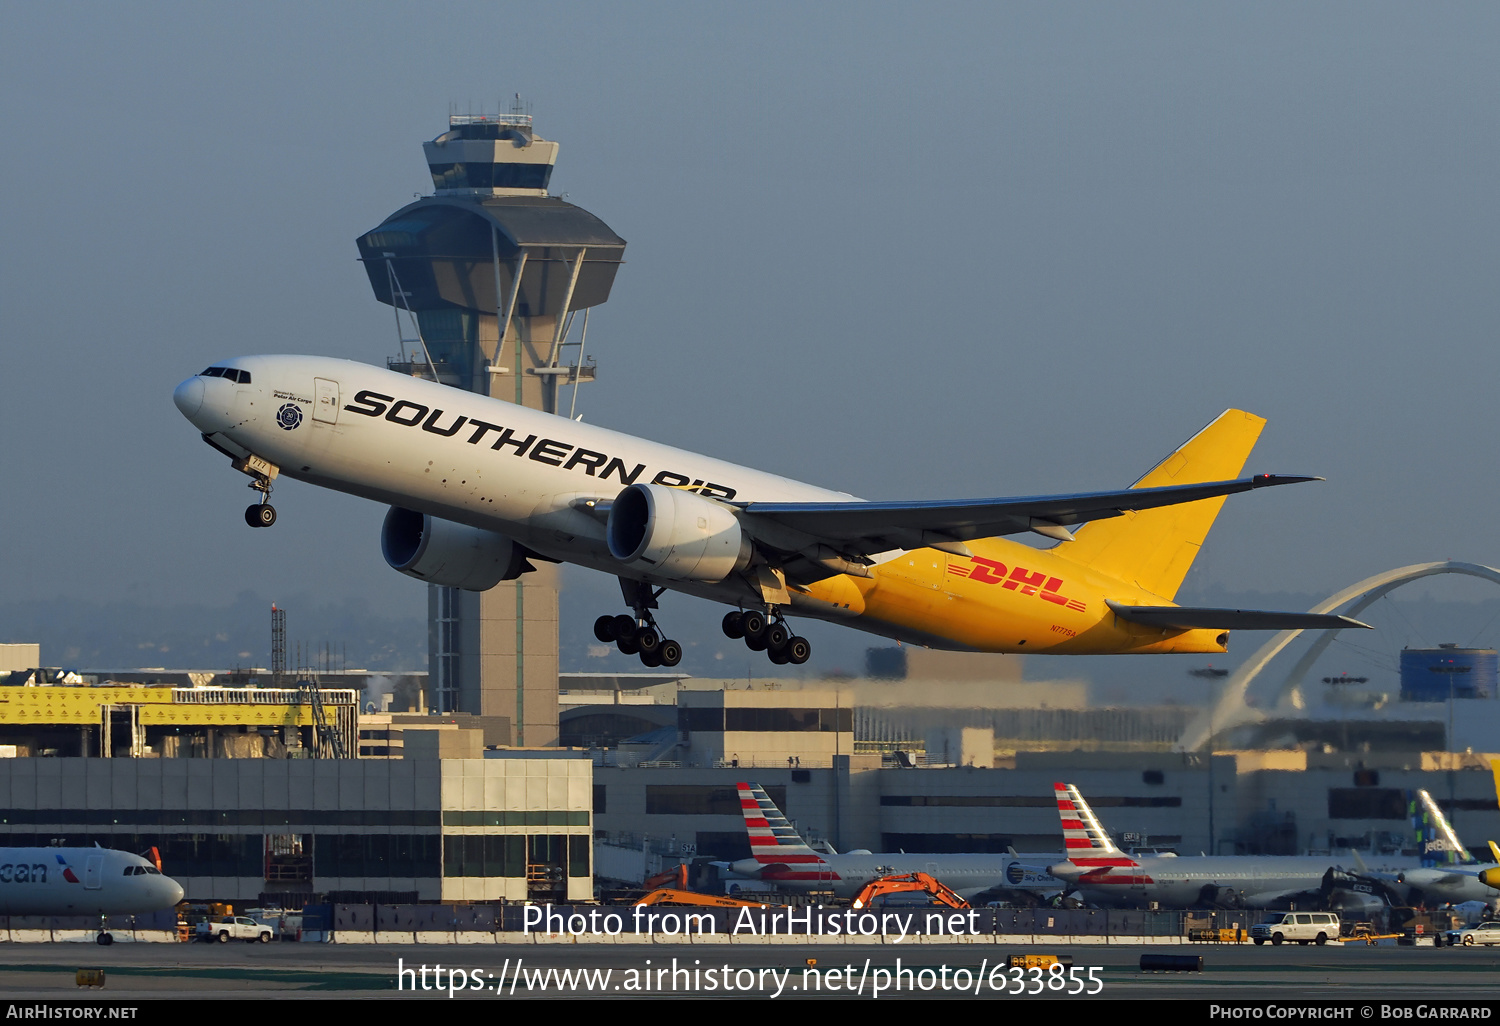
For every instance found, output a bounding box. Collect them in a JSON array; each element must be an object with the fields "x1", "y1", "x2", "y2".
[
  {"x1": 381, "y1": 507, "x2": 531, "y2": 591},
  {"x1": 606, "y1": 483, "x2": 751, "y2": 582}
]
